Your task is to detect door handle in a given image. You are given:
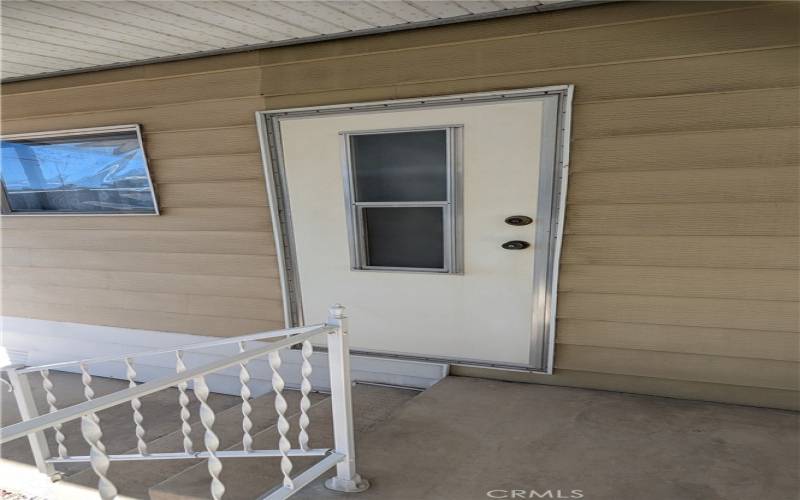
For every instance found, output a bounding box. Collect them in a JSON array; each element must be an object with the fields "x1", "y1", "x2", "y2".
[
  {"x1": 501, "y1": 240, "x2": 530, "y2": 250},
  {"x1": 505, "y1": 215, "x2": 533, "y2": 226}
]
